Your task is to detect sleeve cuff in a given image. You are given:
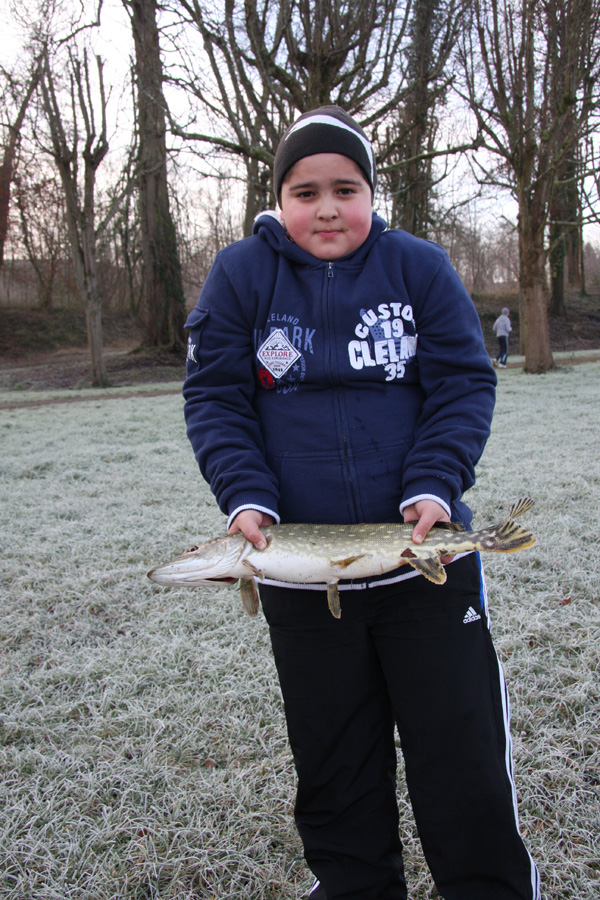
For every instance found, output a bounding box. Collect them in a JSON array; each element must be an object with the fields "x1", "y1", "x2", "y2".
[{"x1": 227, "y1": 502, "x2": 280, "y2": 531}]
